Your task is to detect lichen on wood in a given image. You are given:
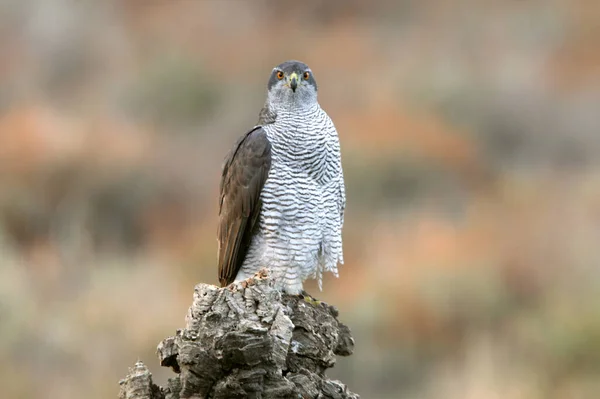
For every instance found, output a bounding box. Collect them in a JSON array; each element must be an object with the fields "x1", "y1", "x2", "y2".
[{"x1": 119, "y1": 269, "x2": 358, "y2": 399}]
